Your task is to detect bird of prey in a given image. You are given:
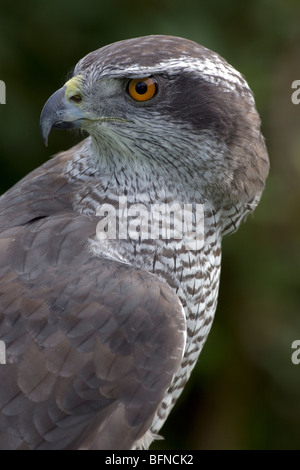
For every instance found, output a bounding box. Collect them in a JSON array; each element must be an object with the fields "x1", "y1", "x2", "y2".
[{"x1": 0, "y1": 35, "x2": 269, "y2": 450}]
